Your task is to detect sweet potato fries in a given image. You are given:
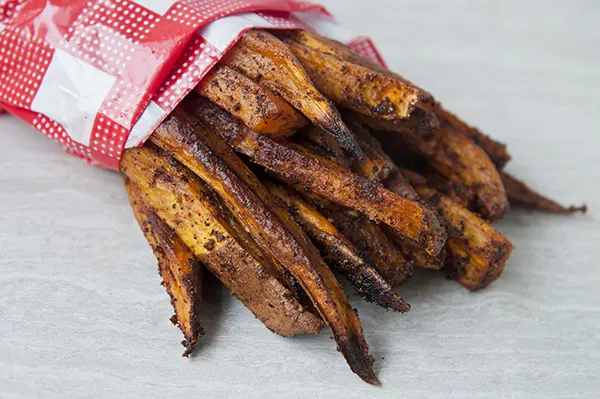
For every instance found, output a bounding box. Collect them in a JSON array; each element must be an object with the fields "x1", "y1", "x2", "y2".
[{"x1": 122, "y1": 29, "x2": 585, "y2": 385}]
